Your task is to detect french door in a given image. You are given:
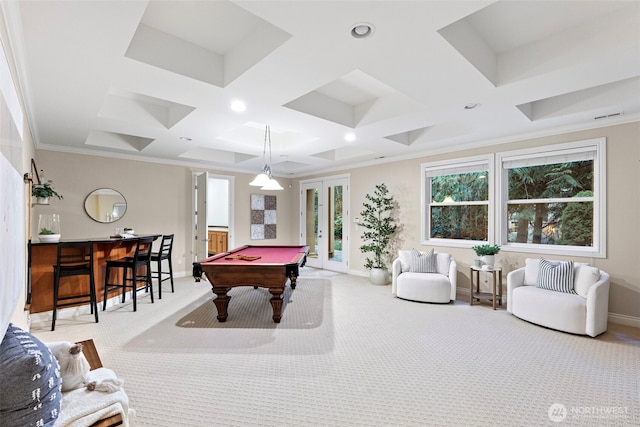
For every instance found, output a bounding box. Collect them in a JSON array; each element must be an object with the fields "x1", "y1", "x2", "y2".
[{"x1": 300, "y1": 176, "x2": 349, "y2": 272}]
